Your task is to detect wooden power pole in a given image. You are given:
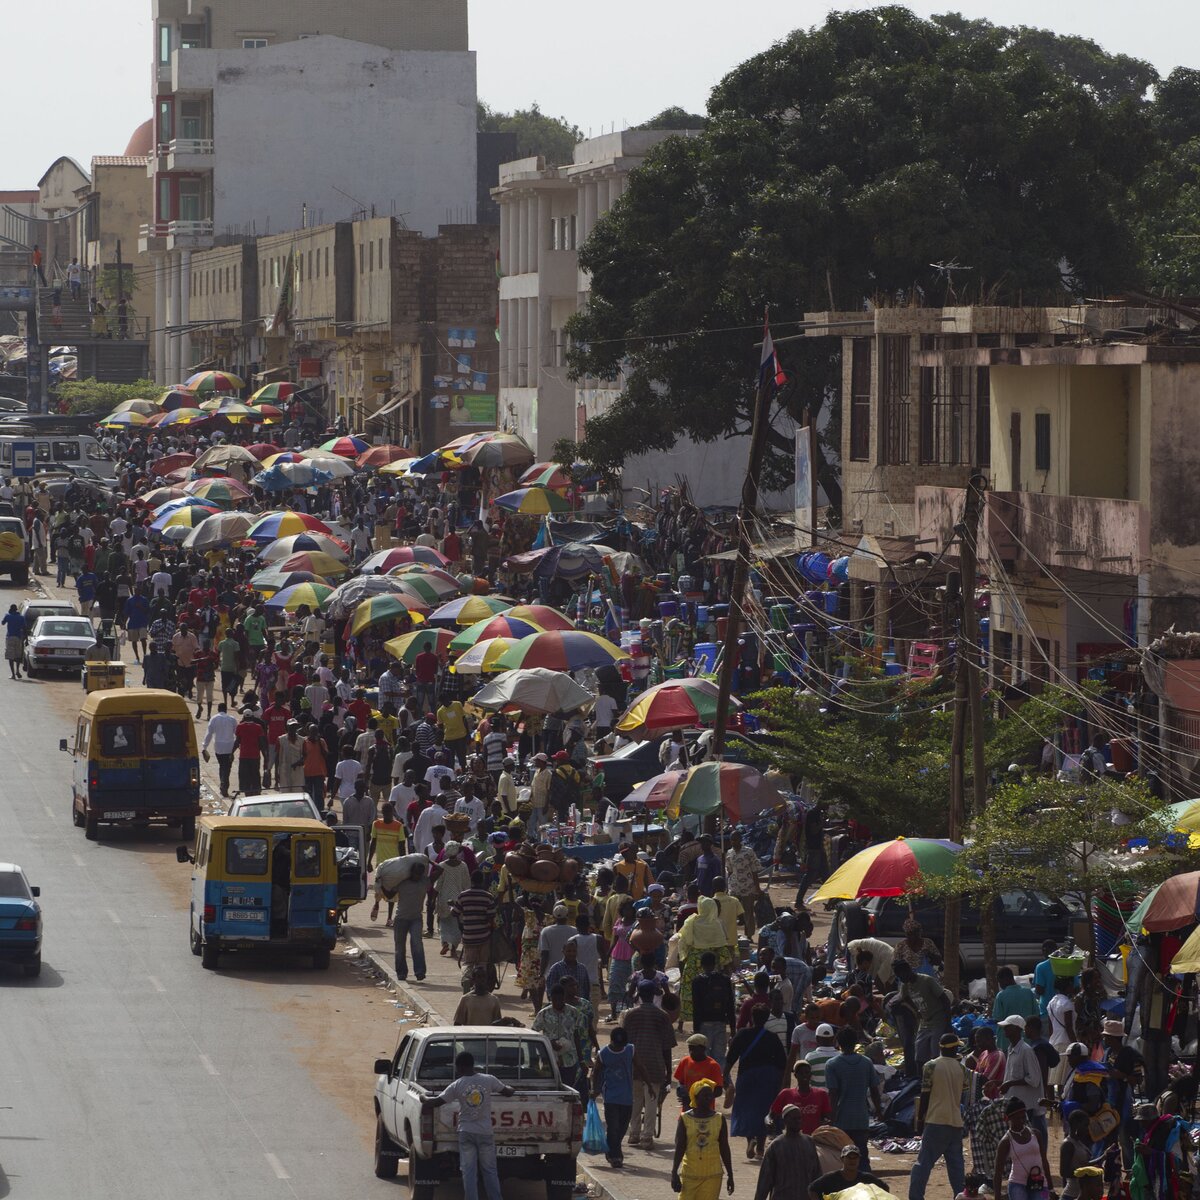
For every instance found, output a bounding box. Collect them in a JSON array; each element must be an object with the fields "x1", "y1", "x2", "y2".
[{"x1": 943, "y1": 471, "x2": 986, "y2": 996}]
